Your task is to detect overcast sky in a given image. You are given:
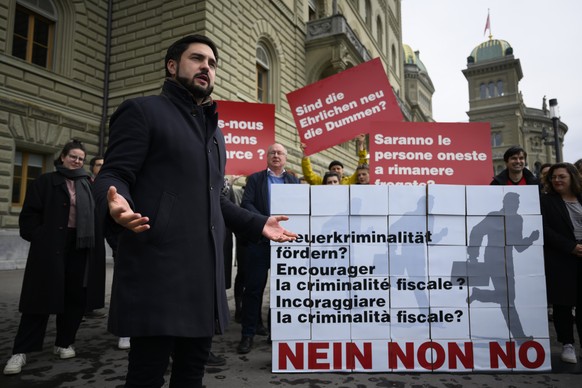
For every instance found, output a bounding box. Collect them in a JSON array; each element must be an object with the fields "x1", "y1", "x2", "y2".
[{"x1": 401, "y1": 0, "x2": 582, "y2": 164}]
